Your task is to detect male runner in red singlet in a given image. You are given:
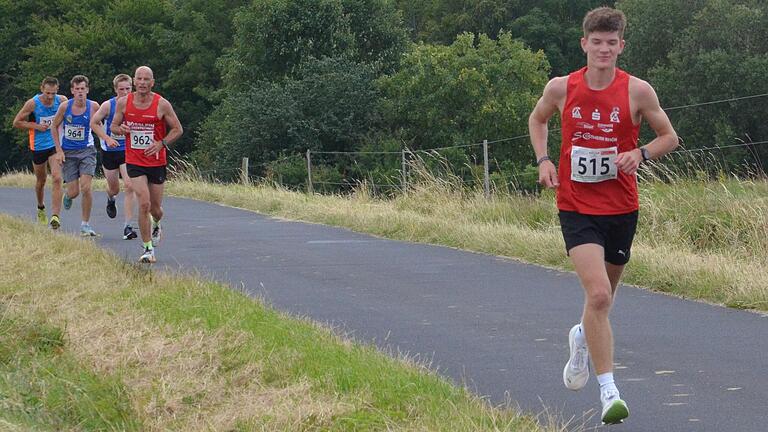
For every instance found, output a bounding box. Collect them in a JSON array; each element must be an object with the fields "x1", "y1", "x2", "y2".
[
  {"x1": 110, "y1": 66, "x2": 183, "y2": 263},
  {"x1": 528, "y1": 7, "x2": 678, "y2": 424}
]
